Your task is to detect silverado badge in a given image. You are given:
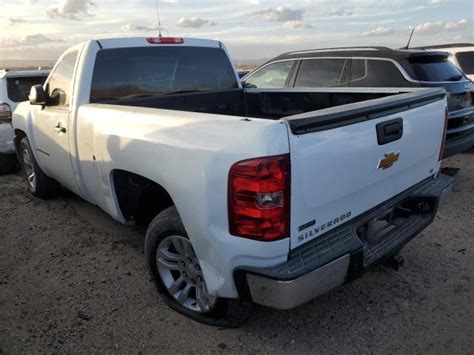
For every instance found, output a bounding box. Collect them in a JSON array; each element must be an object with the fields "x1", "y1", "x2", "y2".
[{"x1": 377, "y1": 151, "x2": 400, "y2": 170}]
